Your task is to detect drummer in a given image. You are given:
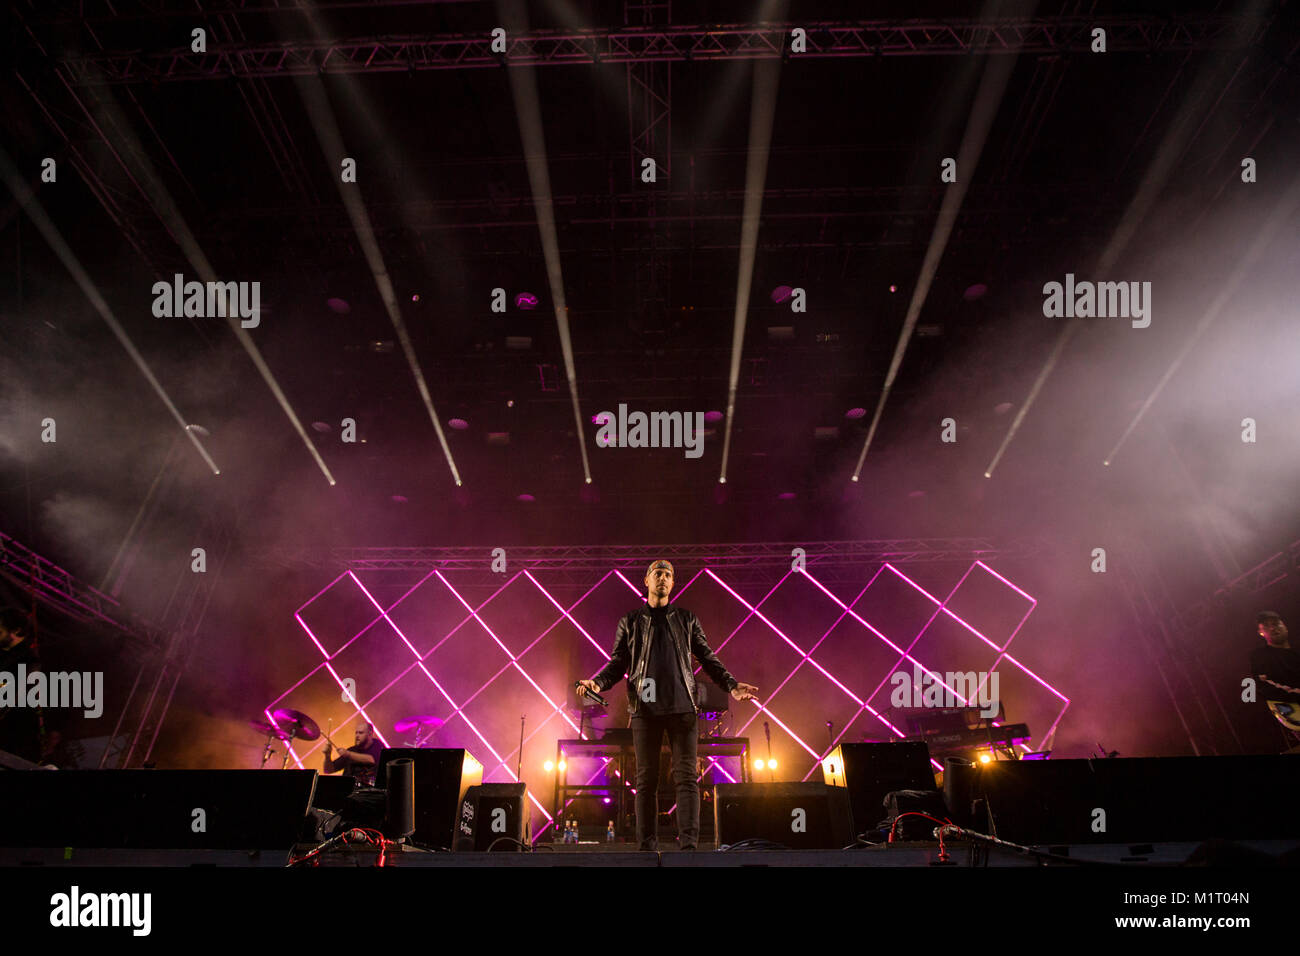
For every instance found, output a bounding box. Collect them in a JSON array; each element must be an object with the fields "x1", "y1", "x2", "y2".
[{"x1": 324, "y1": 722, "x2": 384, "y2": 786}]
